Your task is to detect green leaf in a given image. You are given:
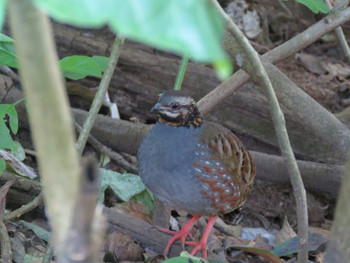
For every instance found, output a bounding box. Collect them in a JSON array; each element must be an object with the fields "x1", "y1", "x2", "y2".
[
  {"x1": 226, "y1": 245, "x2": 283, "y2": 263},
  {"x1": 132, "y1": 189, "x2": 156, "y2": 214},
  {"x1": 11, "y1": 141, "x2": 26, "y2": 161},
  {"x1": 59, "y1": 55, "x2": 103, "y2": 80},
  {"x1": 99, "y1": 168, "x2": 146, "y2": 202},
  {"x1": 271, "y1": 232, "x2": 327, "y2": 257},
  {"x1": 18, "y1": 220, "x2": 51, "y2": 242},
  {"x1": 0, "y1": 33, "x2": 18, "y2": 68},
  {"x1": 93, "y1": 55, "x2": 109, "y2": 72},
  {"x1": 0, "y1": 158, "x2": 5, "y2": 176},
  {"x1": 0, "y1": 103, "x2": 19, "y2": 134},
  {"x1": 0, "y1": 120, "x2": 17, "y2": 151},
  {"x1": 33, "y1": 0, "x2": 231, "y2": 72},
  {"x1": 294, "y1": 0, "x2": 328, "y2": 13}
]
